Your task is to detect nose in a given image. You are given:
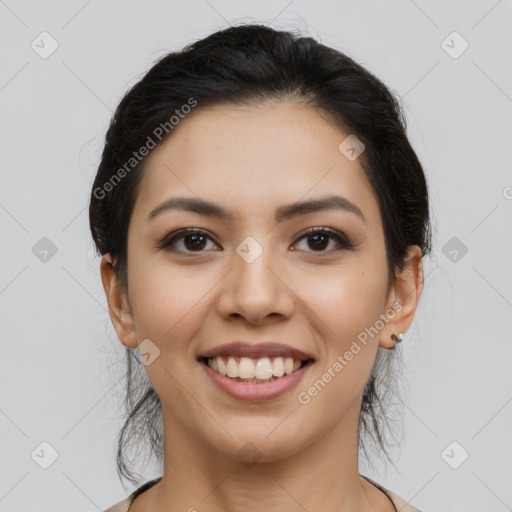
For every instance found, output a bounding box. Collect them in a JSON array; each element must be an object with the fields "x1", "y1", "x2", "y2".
[{"x1": 215, "y1": 241, "x2": 295, "y2": 325}]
